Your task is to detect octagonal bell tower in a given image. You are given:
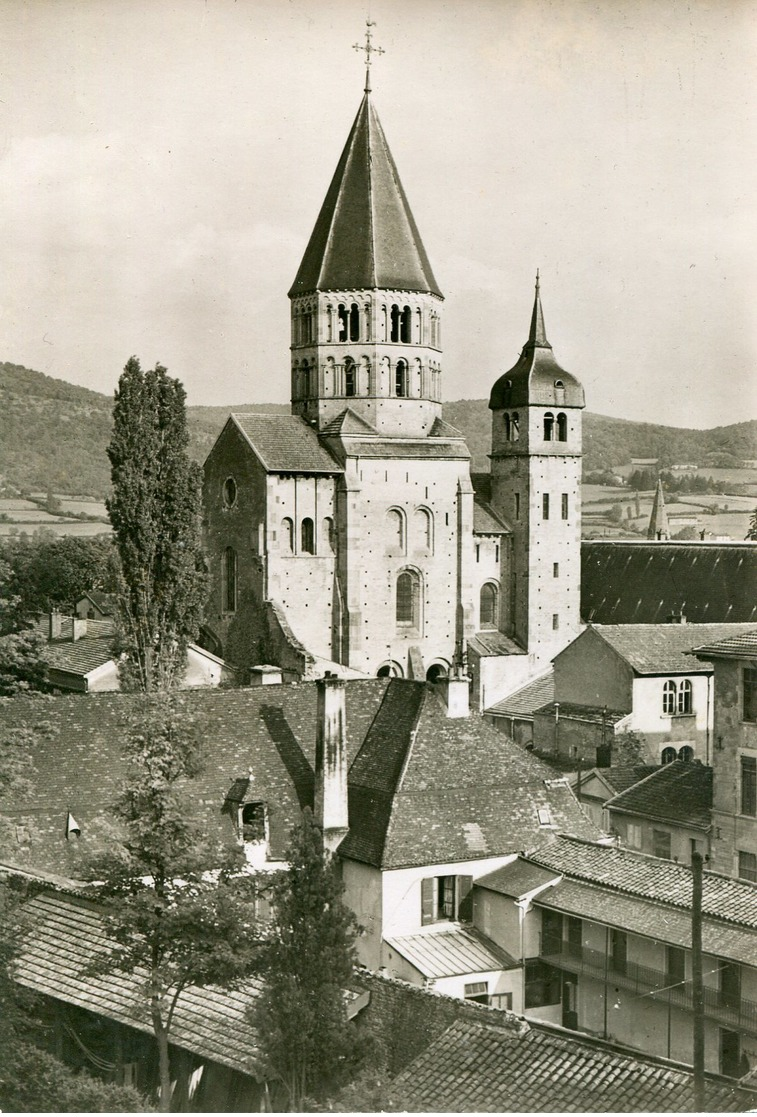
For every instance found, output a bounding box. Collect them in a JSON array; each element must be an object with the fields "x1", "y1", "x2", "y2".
[{"x1": 489, "y1": 274, "x2": 585, "y2": 664}]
